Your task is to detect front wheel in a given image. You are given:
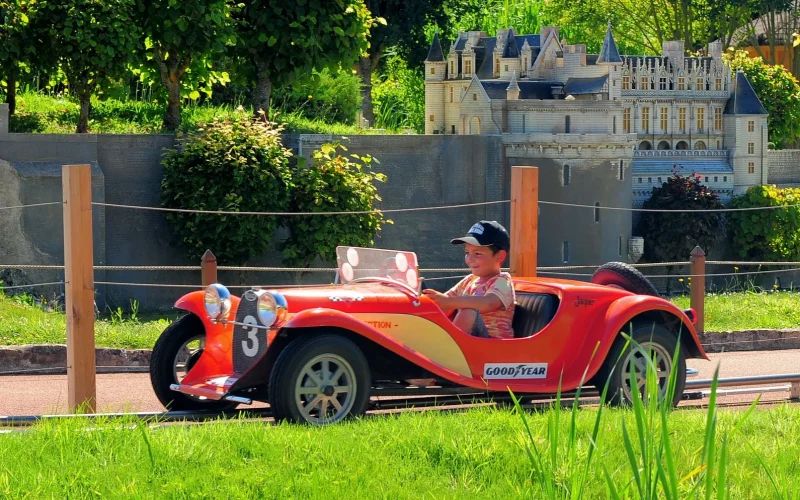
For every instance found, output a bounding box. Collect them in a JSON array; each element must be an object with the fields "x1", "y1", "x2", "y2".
[
  {"x1": 149, "y1": 314, "x2": 239, "y2": 412},
  {"x1": 268, "y1": 334, "x2": 371, "y2": 425},
  {"x1": 598, "y1": 324, "x2": 686, "y2": 407}
]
